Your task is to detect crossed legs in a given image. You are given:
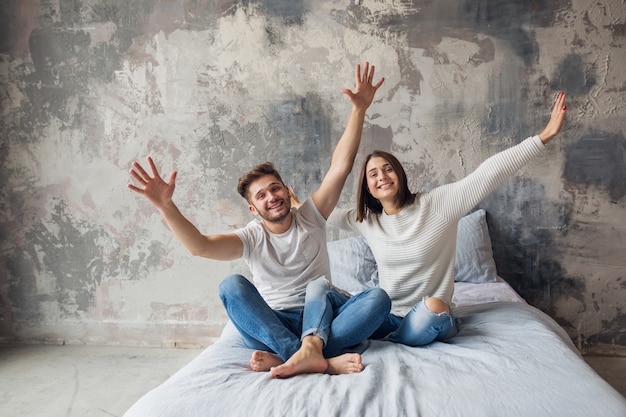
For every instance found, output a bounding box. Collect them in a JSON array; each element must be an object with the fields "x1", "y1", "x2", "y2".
[{"x1": 219, "y1": 275, "x2": 390, "y2": 378}]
